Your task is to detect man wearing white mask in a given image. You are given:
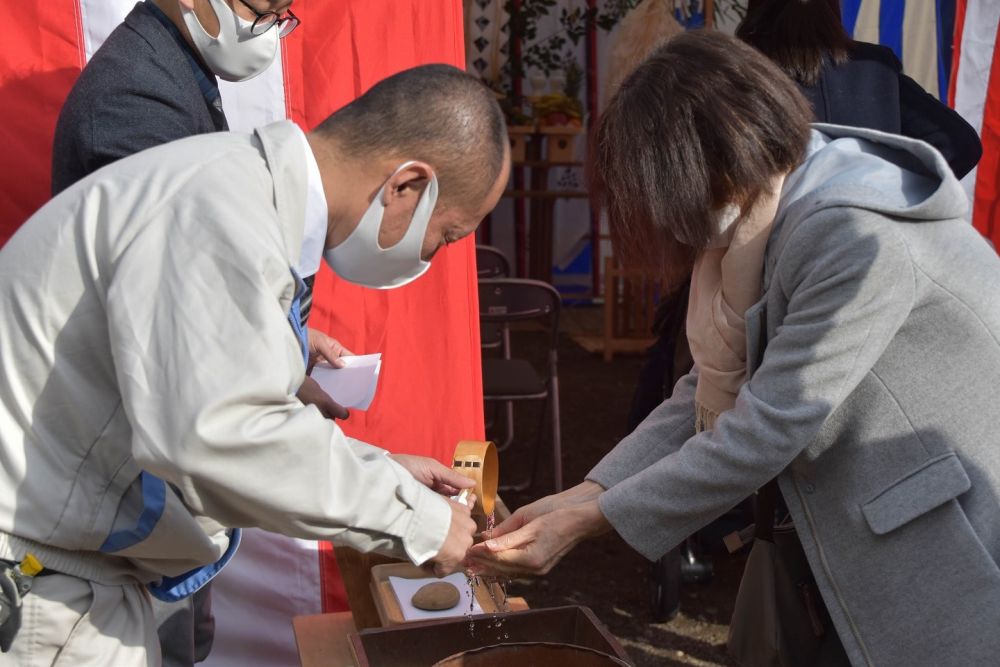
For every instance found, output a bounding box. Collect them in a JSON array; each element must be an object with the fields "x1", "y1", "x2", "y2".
[
  {"x1": 0, "y1": 64, "x2": 510, "y2": 666},
  {"x1": 52, "y1": 3, "x2": 345, "y2": 663},
  {"x1": 54, "y1": 0, "x2": 298, "y2": 194}
]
